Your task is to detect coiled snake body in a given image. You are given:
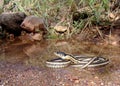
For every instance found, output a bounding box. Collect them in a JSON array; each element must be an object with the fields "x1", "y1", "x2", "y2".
[{"x1": 46, "y1": 52, "x2": 109, "y2": 68}]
